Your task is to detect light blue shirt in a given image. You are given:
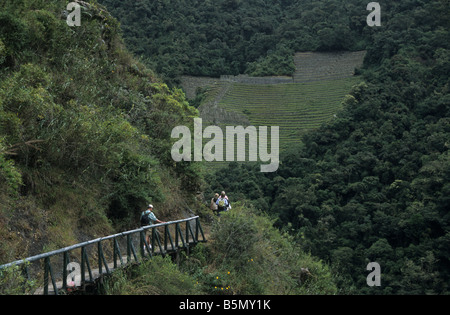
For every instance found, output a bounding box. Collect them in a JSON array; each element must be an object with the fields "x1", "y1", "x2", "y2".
[
  {"x1": 141, "y1": 210, "x2": 158, "y2": 224},
  {"x1": 216, "y1": 197, "x2": 229, "y2": 208}
]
